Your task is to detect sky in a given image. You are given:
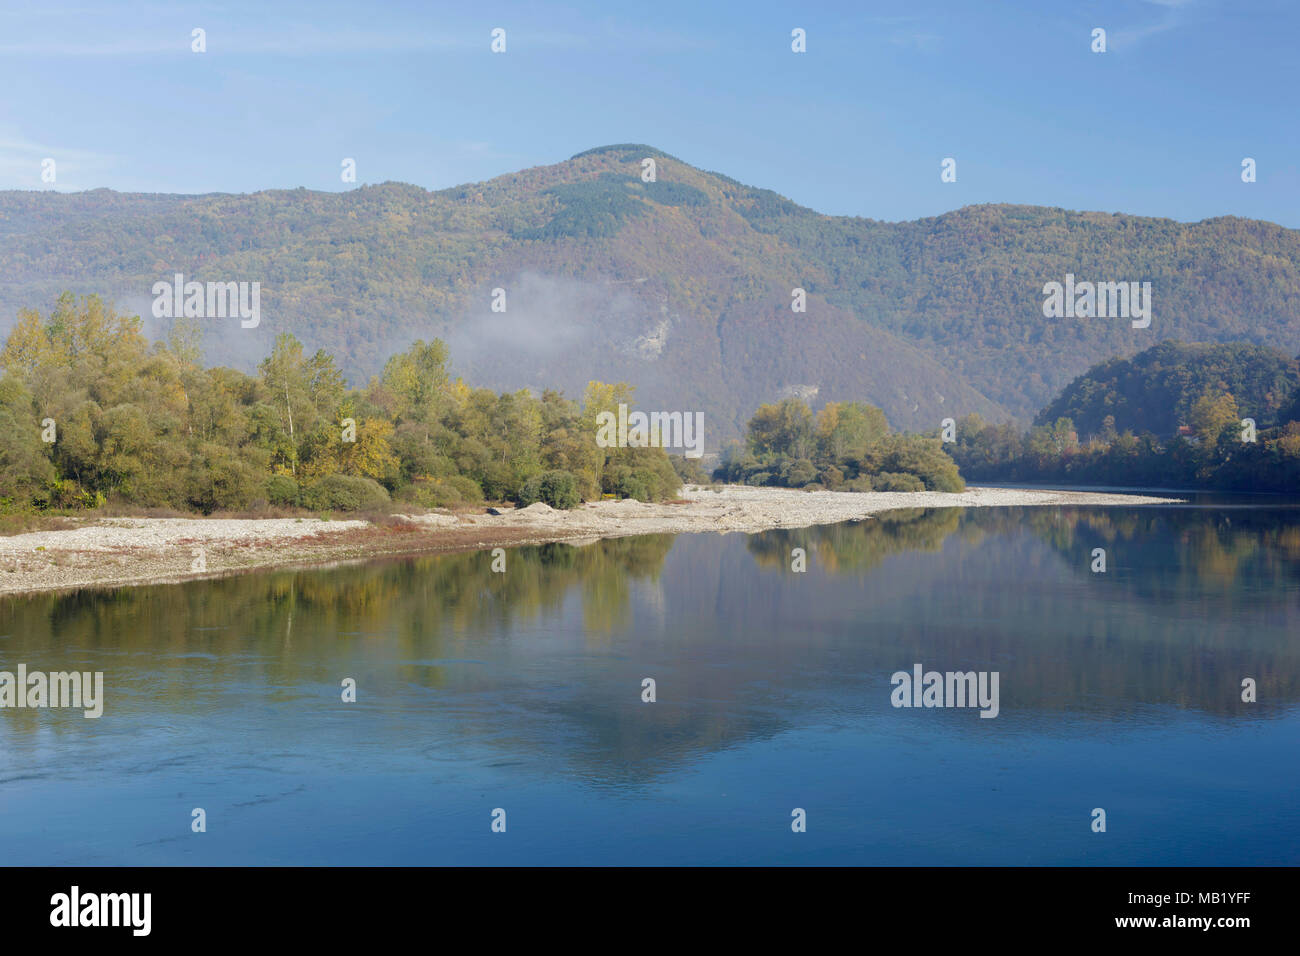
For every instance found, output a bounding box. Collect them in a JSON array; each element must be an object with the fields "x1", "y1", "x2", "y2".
[{"x1": 1, "y1": 0, "x2": 1296, "y2": 226}]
